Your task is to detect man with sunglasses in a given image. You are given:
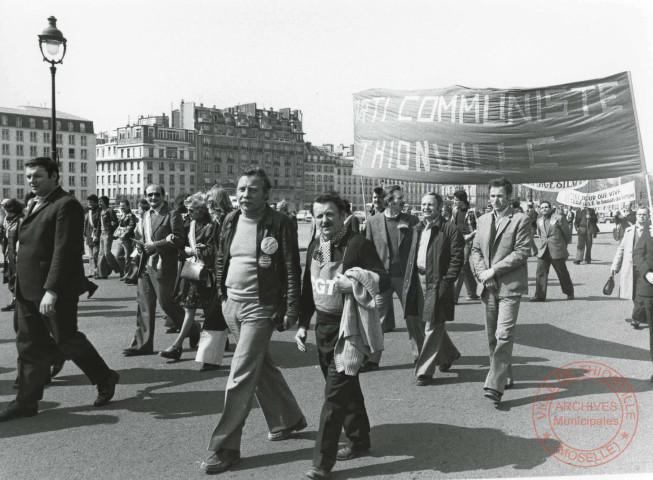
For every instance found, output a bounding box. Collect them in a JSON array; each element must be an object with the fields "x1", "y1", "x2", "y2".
[{"x1": 123, "y1": 184, "x2": 199, "y2": 356}]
